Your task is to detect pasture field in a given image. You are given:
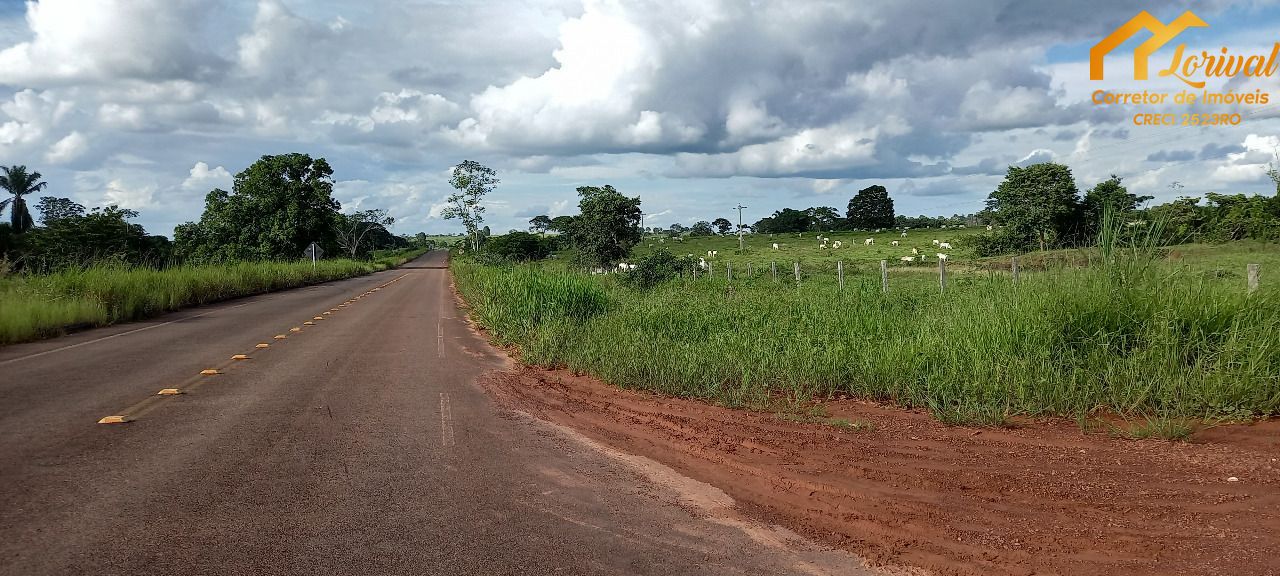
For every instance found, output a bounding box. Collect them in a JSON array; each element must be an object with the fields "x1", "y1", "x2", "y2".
[
  {"x1": 632, "y1": 227, "x2": 986, "y2": 273},
  {"x1": 453, "y1": 239, "x2": 1280, "y2": 427},
  {"x1": 0, "y1": 247, "x2": 429, "y2": 345}
]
